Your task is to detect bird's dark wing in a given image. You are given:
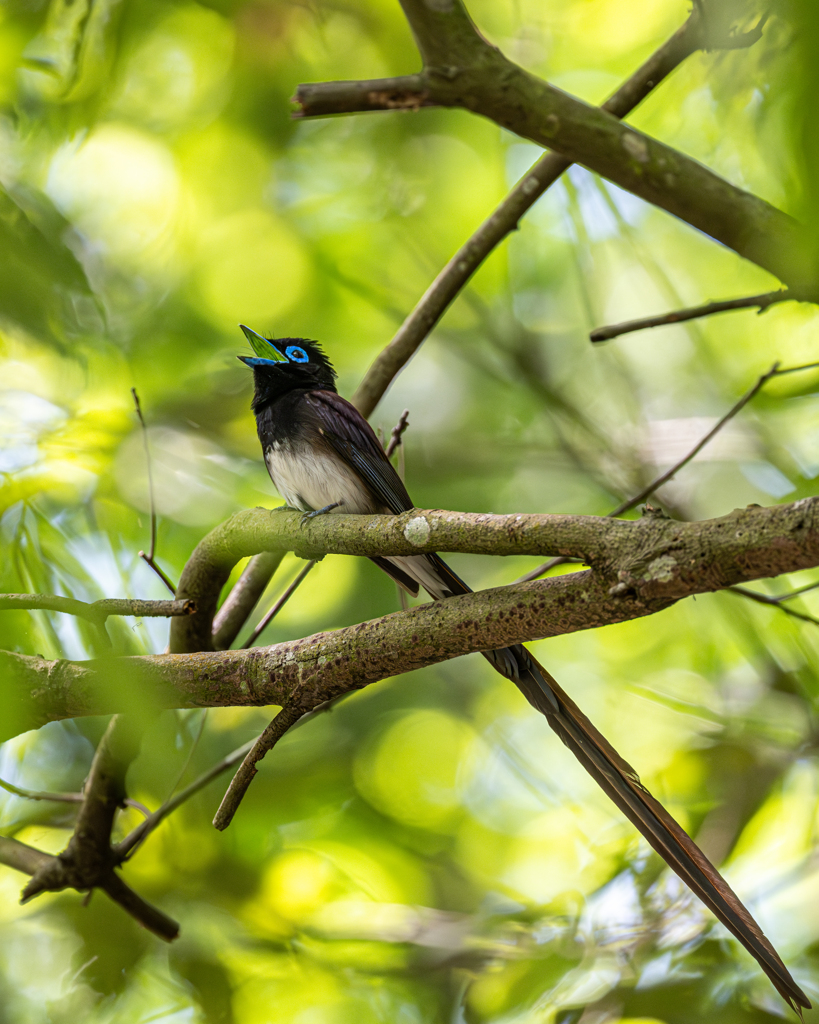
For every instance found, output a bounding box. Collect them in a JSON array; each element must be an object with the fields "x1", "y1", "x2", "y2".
[{"x1": 304, "y1": 391, "x2": 413, "y2": 514}]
